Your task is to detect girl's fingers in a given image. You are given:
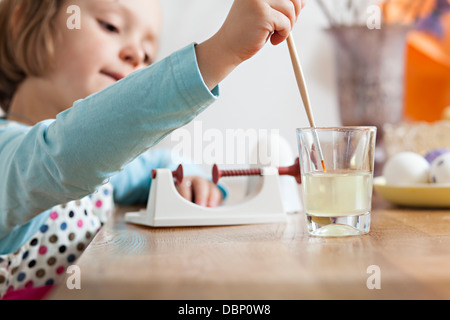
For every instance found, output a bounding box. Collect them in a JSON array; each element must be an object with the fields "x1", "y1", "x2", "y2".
[
  {"x1": 177, "y1": 177, "x2": 223, "y2": 208},
  {"x1": 176, "y1": 179, "x2": 193, "y2": 202},
  {"x1": 191, "y1": 177, "x2": 210, "y2": 207},
  {"x1": 269, "y1": 9, "x2": 293, "y2": 45},
  {"x1": 194, "y1": 179, "x2": 223, "y2": 208},
  {"x1": 296, "y1": 0, "x2": 306, "y2": 17},
  {"x1": 268, "y1": 0, "x2": 297, "y2": 28},
  {"x1": 207, "y1": 185, "x2": 223, "y2": 208}
]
